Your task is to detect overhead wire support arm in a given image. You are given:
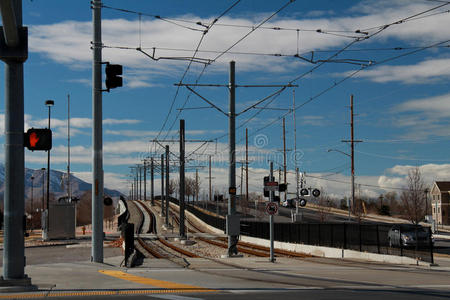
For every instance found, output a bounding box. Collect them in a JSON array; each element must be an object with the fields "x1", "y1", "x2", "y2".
[
  {"x1": 181, "y1": 85, "x2": 229, "y2": 117},
  {"x1": 136, "y1": 47, "x2": 213, "y2": 64}
]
